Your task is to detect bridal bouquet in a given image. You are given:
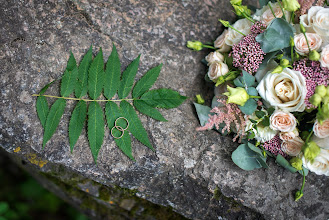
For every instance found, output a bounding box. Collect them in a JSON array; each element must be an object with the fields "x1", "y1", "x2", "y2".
[{"x1": 188, "y1": 0, "x2": 329, "y2": 200}]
